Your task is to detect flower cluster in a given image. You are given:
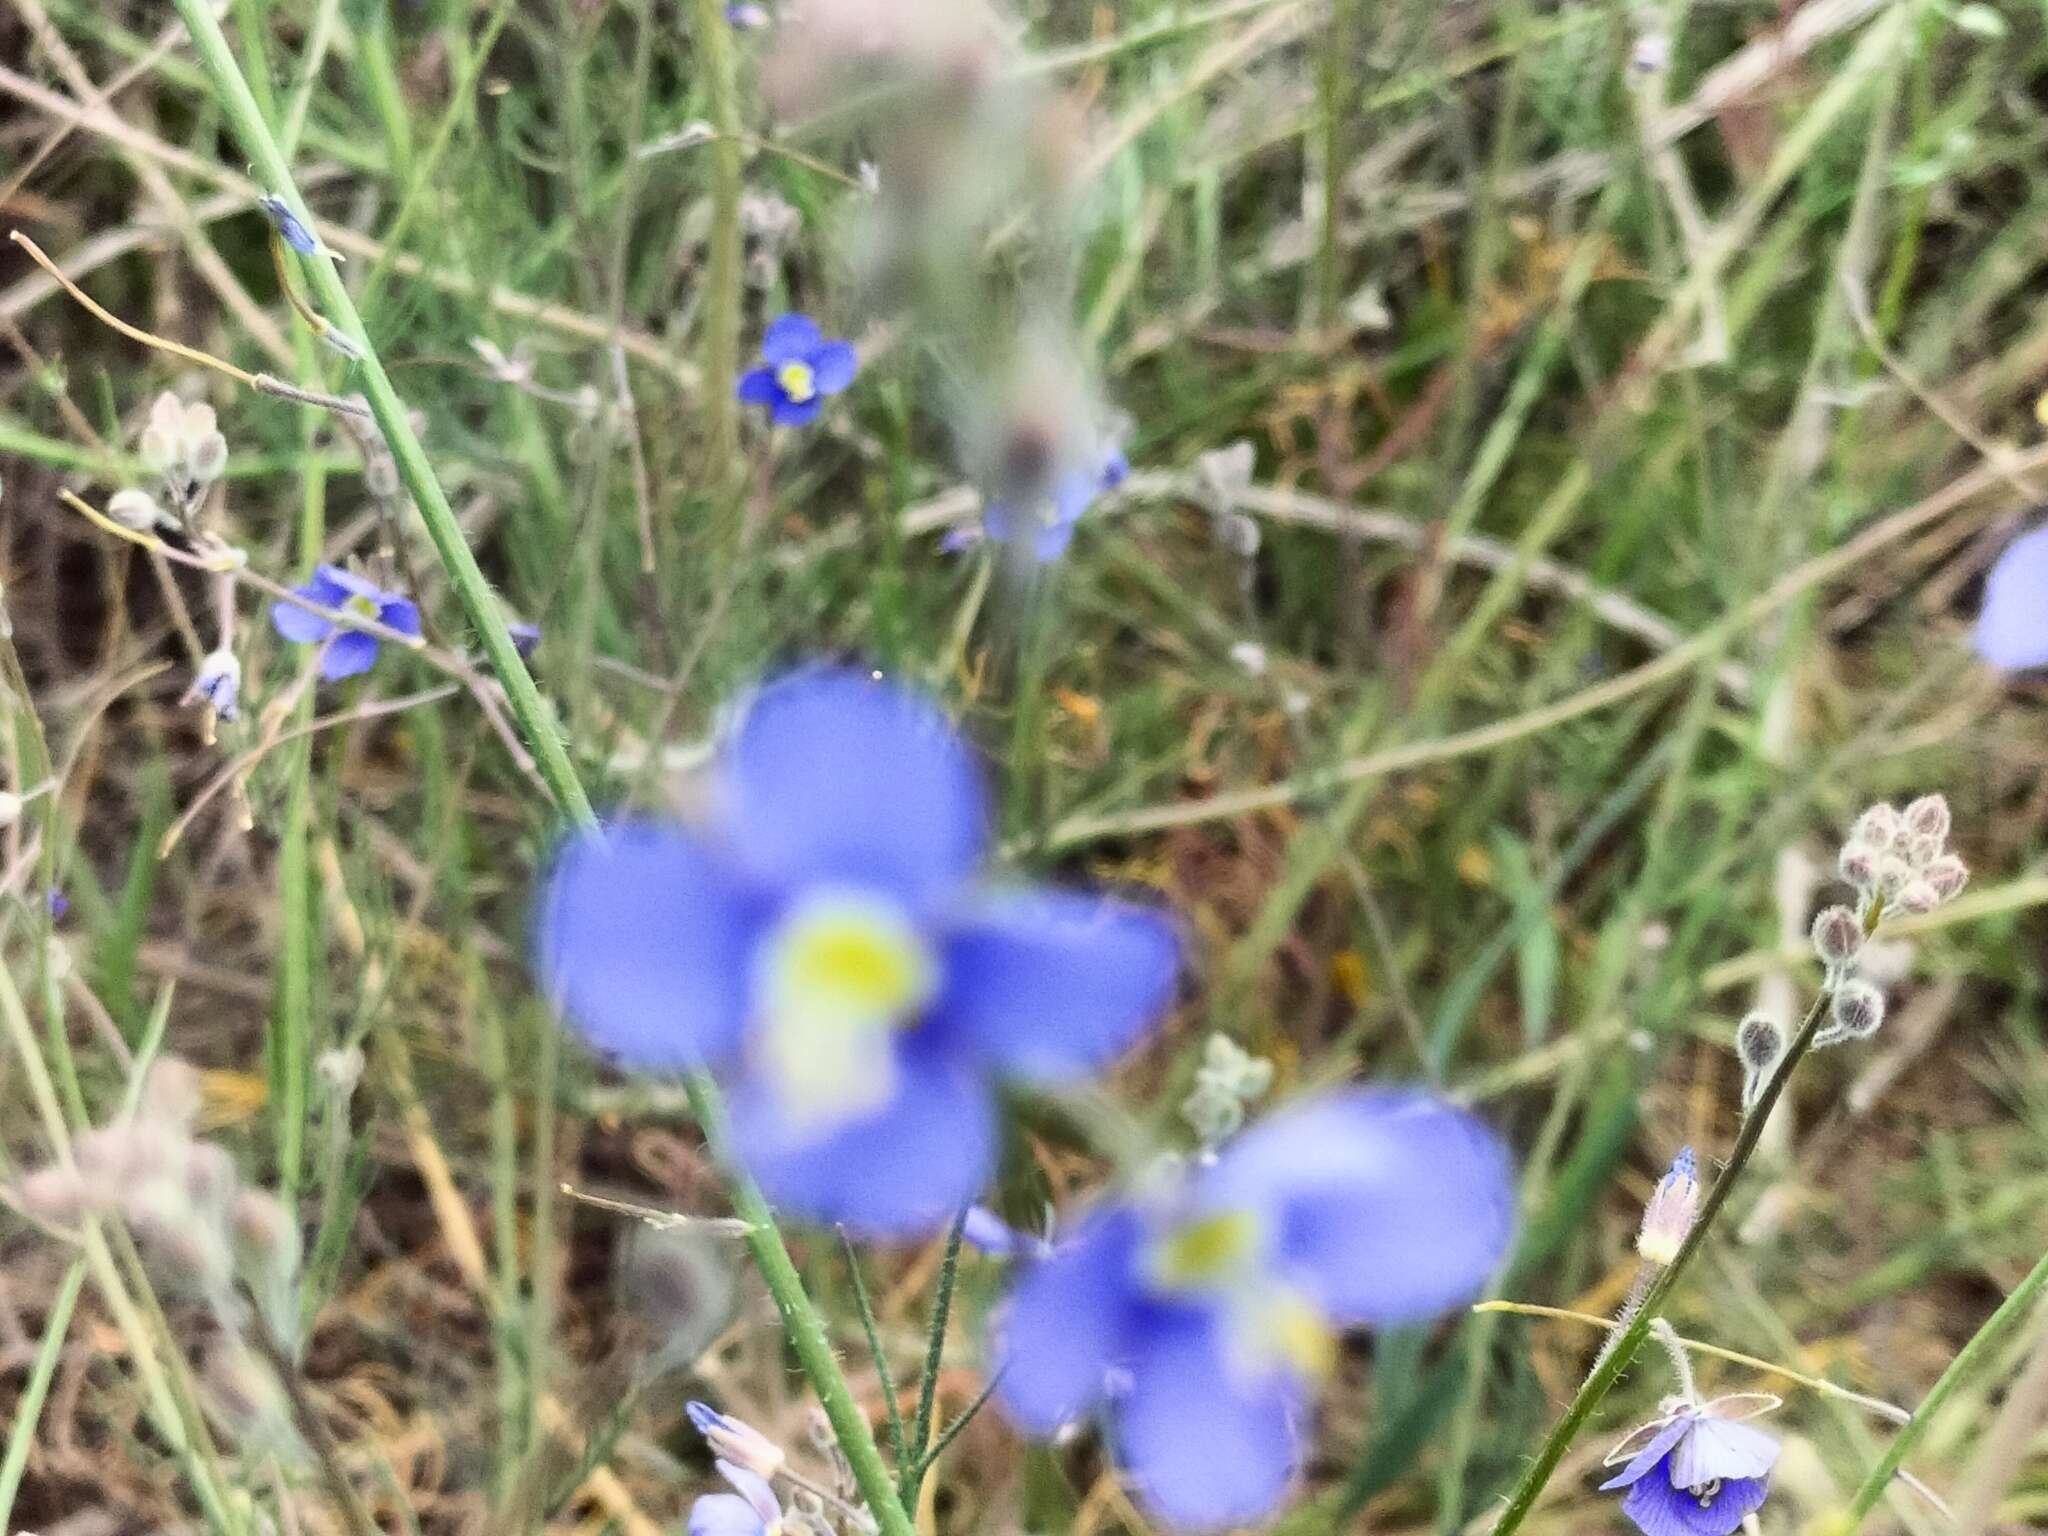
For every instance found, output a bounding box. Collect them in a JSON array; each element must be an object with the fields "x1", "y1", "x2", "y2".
[
  {"x1": 535, "y1": 667, "x2": 1181, "y2": 1235},
  {"x1": 123, "y1": 389, "x2": 229, "y2": 524},
  {"x1": 991, "y1": 1091, "x2": 1513, "y2": 1529}
]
